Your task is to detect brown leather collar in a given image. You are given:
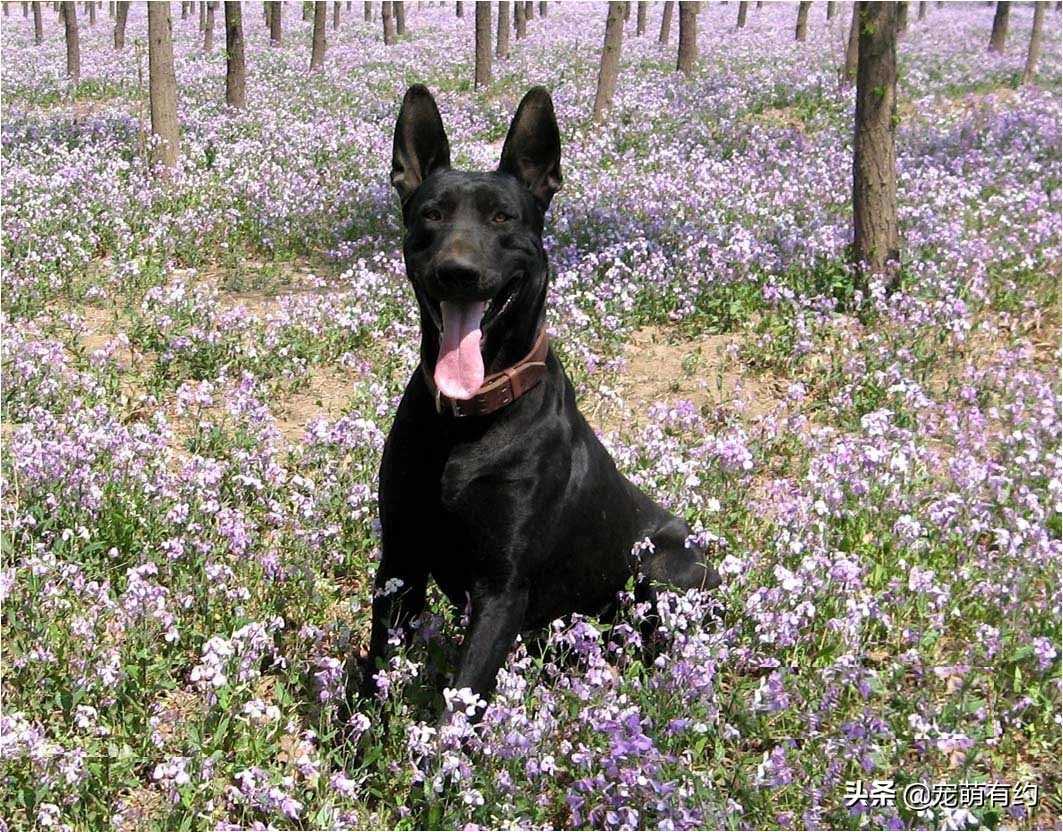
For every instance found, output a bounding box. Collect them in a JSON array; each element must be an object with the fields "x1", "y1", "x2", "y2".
[{"x1": 425, "y1": 330, "x2": 549, "y2": 418}]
